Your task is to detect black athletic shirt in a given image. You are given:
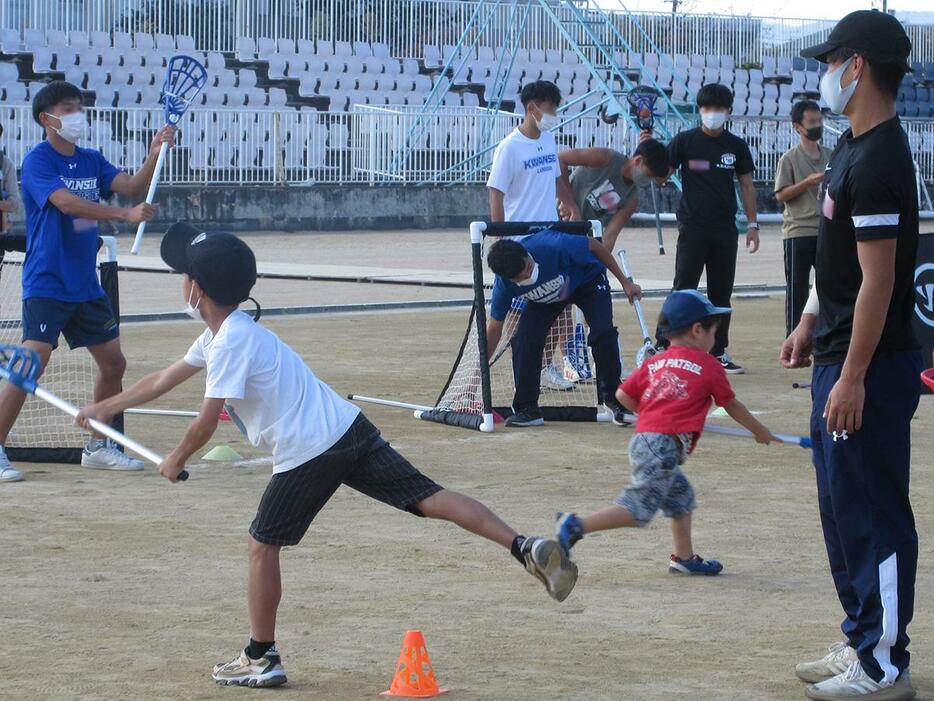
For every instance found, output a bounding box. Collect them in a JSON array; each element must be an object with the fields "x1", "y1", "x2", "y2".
[
  {"x1": 668, "y1": 127, "x2": 755, "y2": 231},
  {"x1": 814, "y1": 116, "x2": 919, "y2": 365}
]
